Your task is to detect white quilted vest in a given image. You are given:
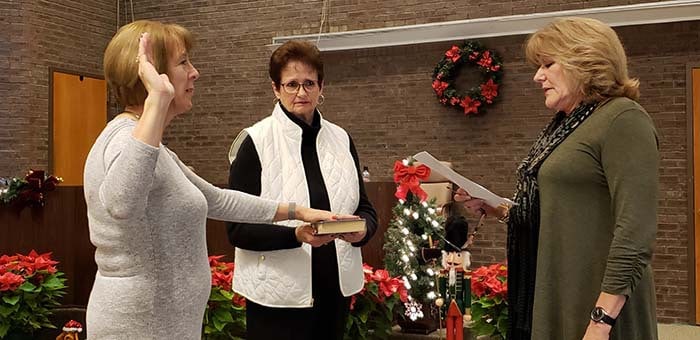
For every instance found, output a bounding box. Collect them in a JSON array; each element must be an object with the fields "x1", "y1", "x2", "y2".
[{"x1": 232, "y1": 103, "x2": 364, "y2": 308}]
